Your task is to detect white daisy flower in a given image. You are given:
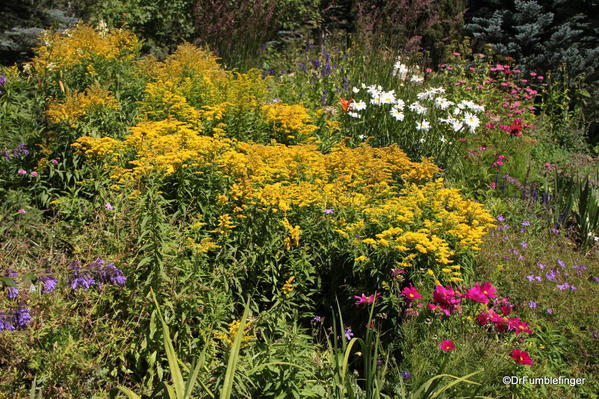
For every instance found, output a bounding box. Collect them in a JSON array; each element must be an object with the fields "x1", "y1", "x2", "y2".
[
  {"x1": 390, "y1": 108, "x2": 405, "y2": 121},
  {"x1": 410, "y1": 75, "x2": 424, "y2": 83},
  {"x1": 381, "y1": 90, "x2": 396, "y2": 104},
  {"x1": 416, "y1": 120, "x2": 431, "y2": 131},
  {"x1": 352, "y1": 87, "x2": 360, "y2": 93},
  {"x1": 409, "y1": 101, "x2": 427, "y2": 115},
  {"x1": 434, "y1": 97, "x2": 452, "y2": 110},
  {"x1": 348, "y1": 111, "x2": 361, "y2": 118},
  {"x1": 350, "y1": 100, "x2": 367, "y2": 111},
  {"x1": 394, "y1": 99, "x2": 405, "y2": 110},
  {"x1": 463, "y1": 112, "x2": 480, "y2": 132}
]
